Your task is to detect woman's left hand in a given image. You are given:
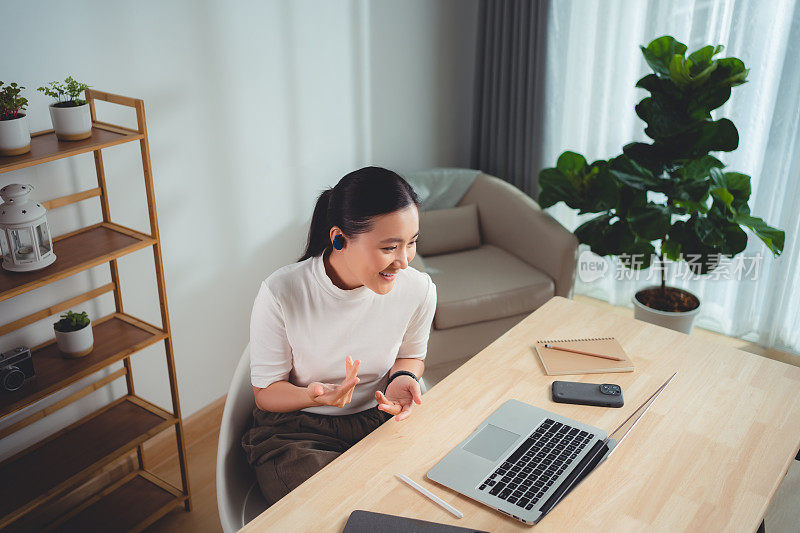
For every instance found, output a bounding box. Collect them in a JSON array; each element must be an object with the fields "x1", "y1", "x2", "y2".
[{"x1": 375, "y1": 375, "x2": 422, "y2": 421}]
